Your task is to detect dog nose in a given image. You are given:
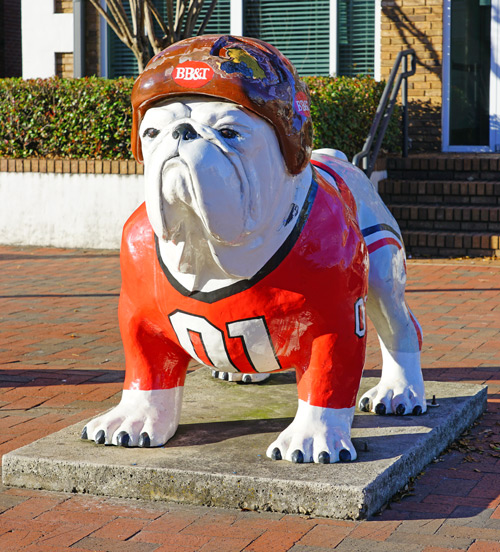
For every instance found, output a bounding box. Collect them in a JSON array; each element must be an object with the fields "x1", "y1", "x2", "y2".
[{"x1": 172, "y1": 123, "x2": 198, "y2": 141}]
